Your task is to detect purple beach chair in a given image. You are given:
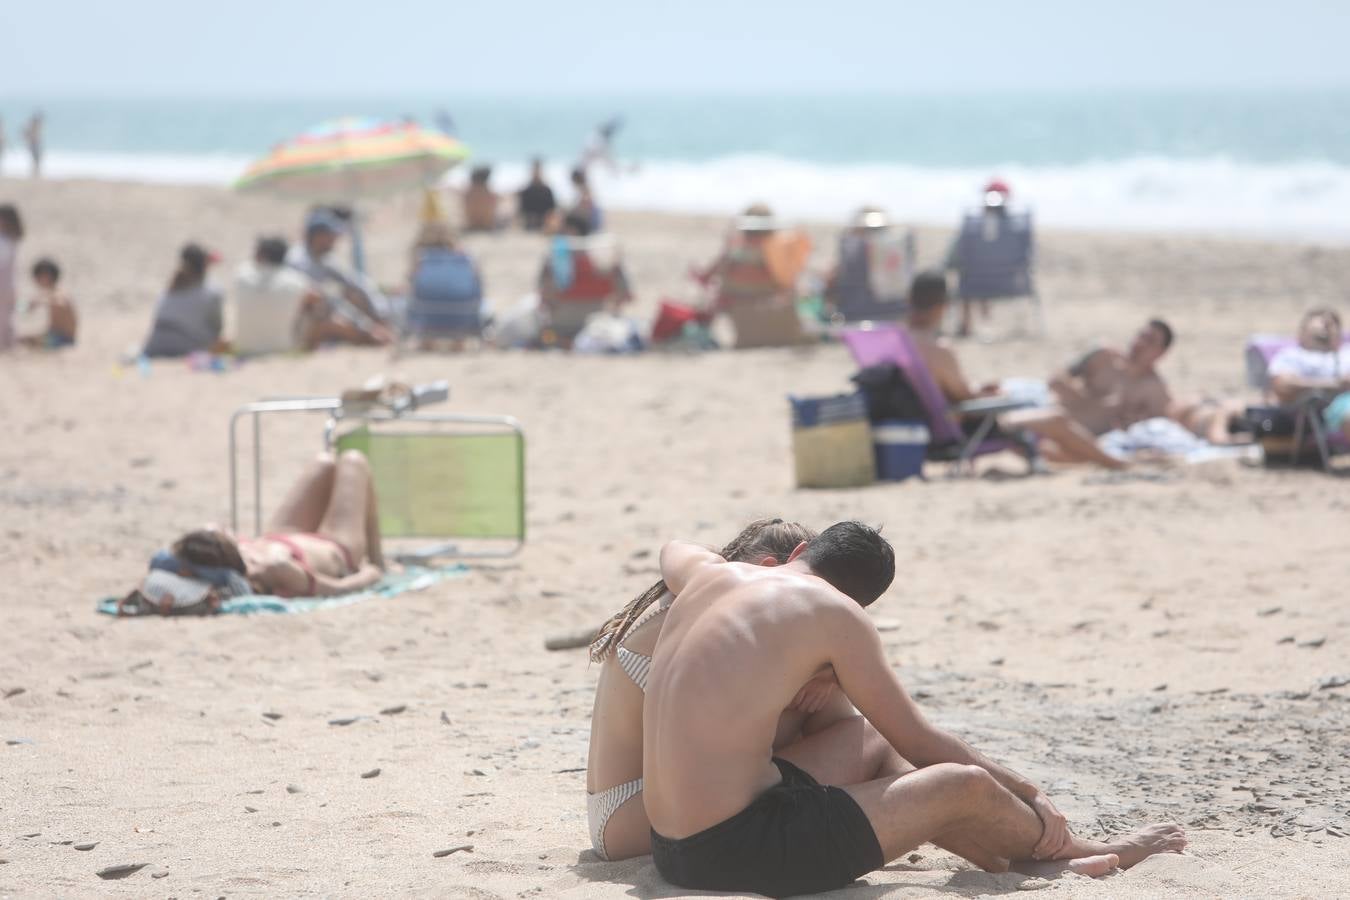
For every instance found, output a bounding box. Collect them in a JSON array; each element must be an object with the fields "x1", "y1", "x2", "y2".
[
  {"x1": 1245, "y1": 335, "x2": 1350, "y2": 471},
  {"x1": 841, "y1": 325, "x2": 1033, "y2": 475}
]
